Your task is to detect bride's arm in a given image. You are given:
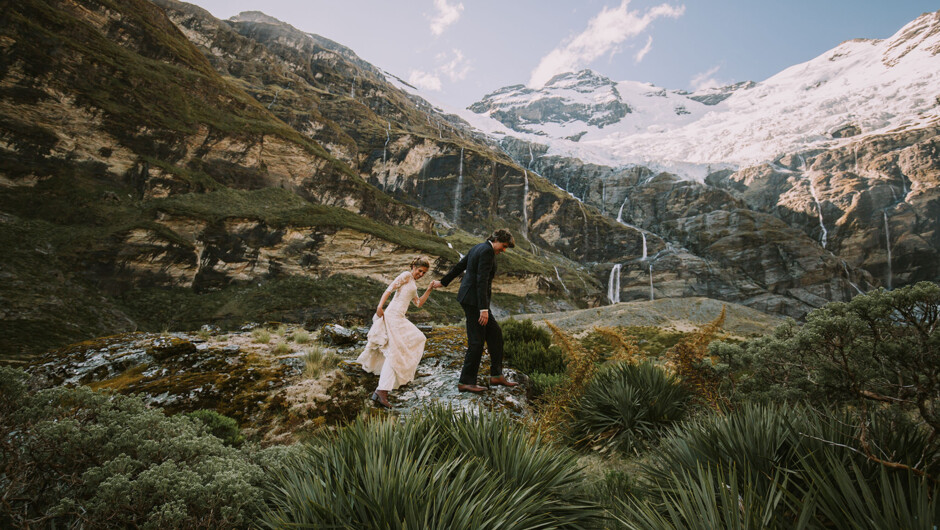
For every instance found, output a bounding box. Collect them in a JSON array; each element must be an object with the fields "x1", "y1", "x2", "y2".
[{"x1": 414, "y1": 284, "x2": 434, "y2": 308}]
